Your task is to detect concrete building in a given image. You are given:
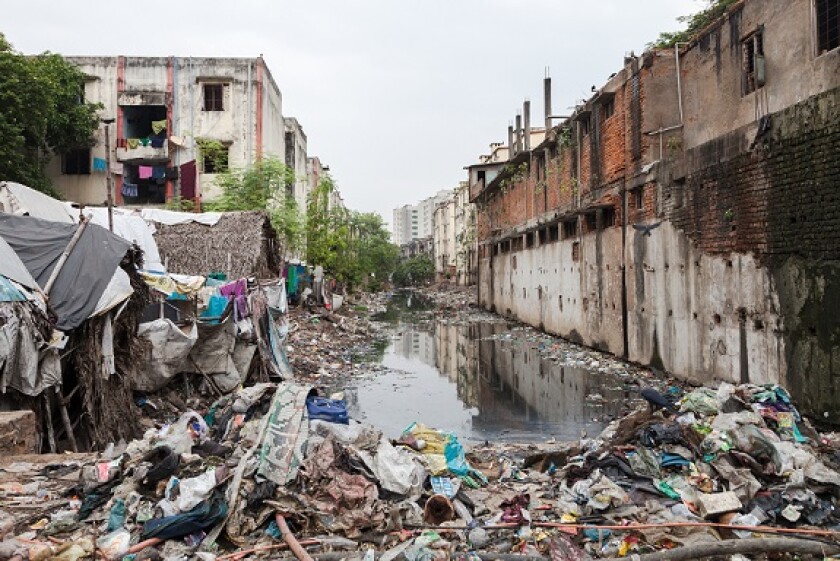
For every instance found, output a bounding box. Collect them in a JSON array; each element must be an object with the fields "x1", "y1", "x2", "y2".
[
  {"x1": 284, "y1": 117, "x2": 309, "y2": 212},
  {"x1": 433, "y1": 182, "x2": 476, "y2": 284},
  {"x1": 46, "y1": 56, "x2": 312, "y2": 210},
  {"x1": 392, "y1": 190, "x2": 451, "y2": 245},
  {"x1": 472, "y1": 0, "x2": 840, "y2": 420}
]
